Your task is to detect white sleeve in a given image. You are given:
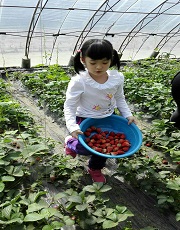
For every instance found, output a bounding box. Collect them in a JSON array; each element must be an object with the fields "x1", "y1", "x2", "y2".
[
  {"x1": 64, "y1": 77, "x2": 84, "y2": 133},
  {"x1": 115, "y1": 74, "x2": 133, "y2": 118}
]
